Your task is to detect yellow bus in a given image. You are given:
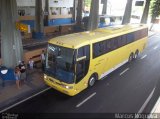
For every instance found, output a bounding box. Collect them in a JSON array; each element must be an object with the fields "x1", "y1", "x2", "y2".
[{"x1": 44, "y1": 24, "x2": 148, "y2": 96}]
